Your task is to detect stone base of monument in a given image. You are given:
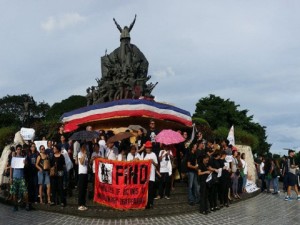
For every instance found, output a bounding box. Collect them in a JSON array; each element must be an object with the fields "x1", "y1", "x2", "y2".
[{"x1": 235, "y1": 145, "x2": 258, "y2": 184}]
